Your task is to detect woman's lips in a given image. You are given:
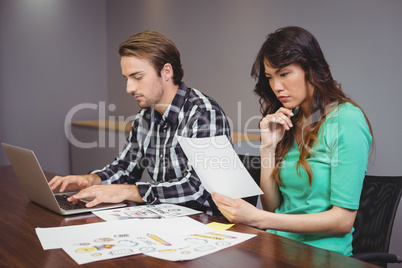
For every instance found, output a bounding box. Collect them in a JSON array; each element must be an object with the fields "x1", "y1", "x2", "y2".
[{"x1": 278, "y1": 96, "x2": 290, "y2": 102}]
